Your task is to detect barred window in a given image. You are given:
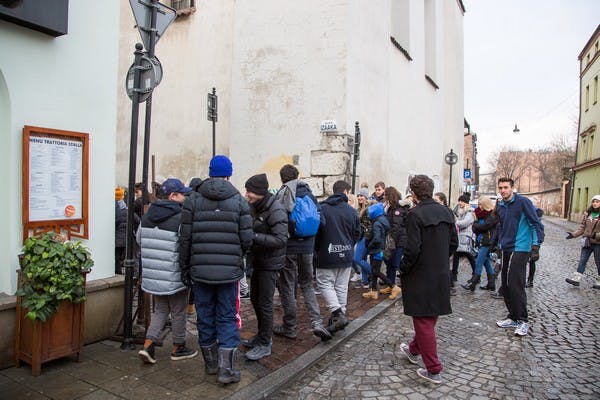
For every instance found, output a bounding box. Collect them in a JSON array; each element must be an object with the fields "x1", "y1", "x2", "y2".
[{"x1": 170, "y1": 0, "x2": 195, "y2": 16}]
